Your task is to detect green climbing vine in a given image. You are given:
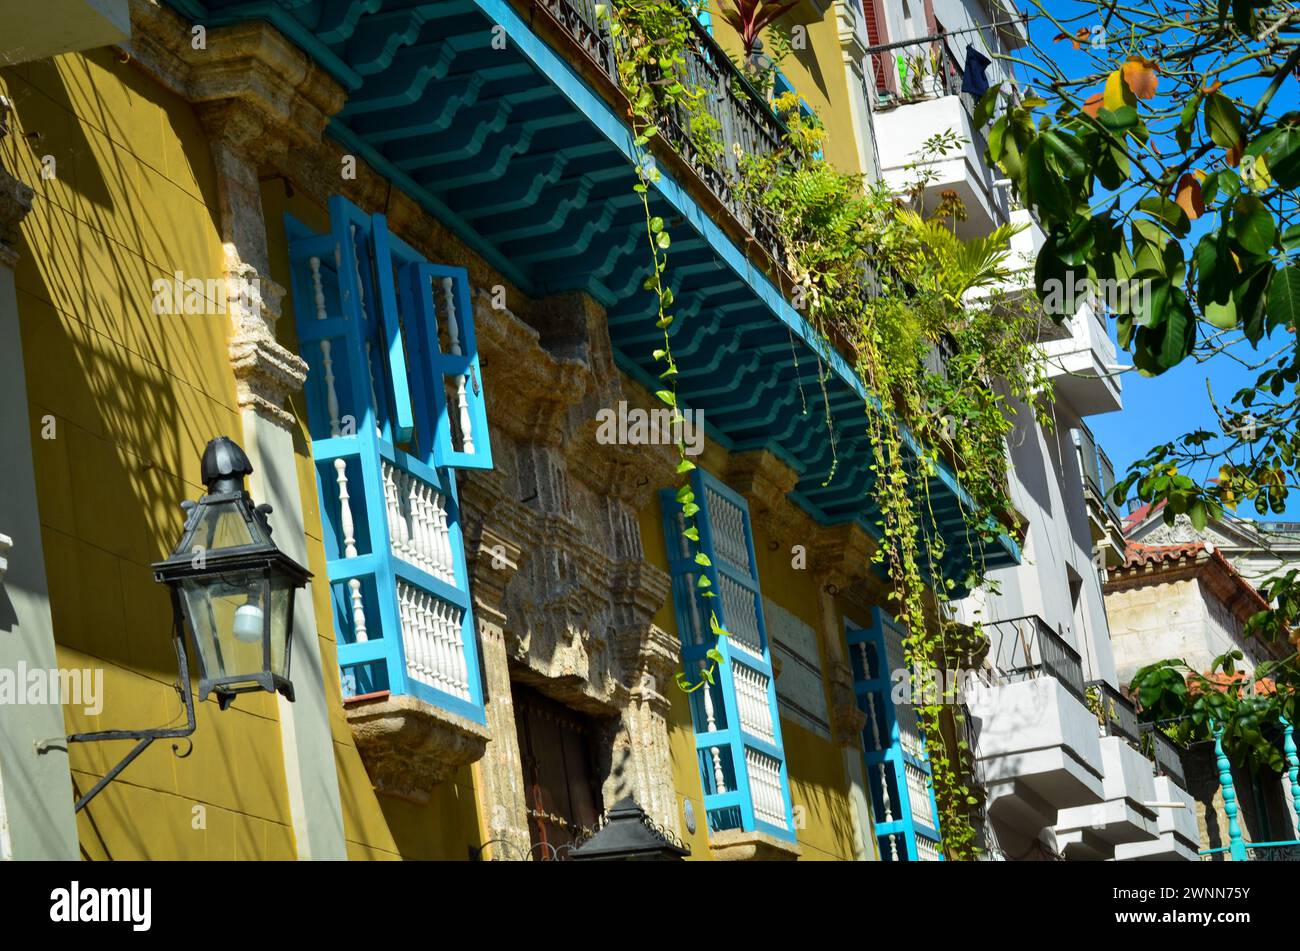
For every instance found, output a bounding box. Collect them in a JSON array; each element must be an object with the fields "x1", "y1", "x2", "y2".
[{"x1": 599, "y1": 1, "x2": 1050, "y2": 859}]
